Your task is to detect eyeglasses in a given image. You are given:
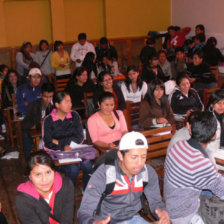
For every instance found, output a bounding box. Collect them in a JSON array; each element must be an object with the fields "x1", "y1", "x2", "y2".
[{"x1": 103, "y1": 78, "x2": 113, "y2": 82}]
